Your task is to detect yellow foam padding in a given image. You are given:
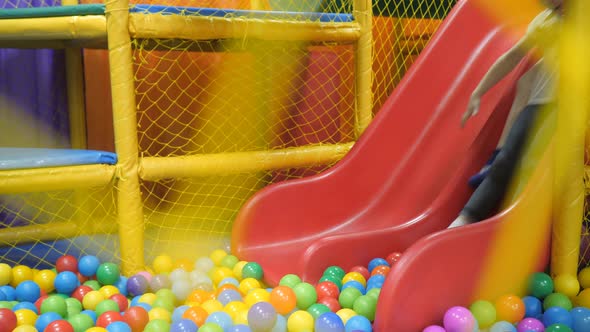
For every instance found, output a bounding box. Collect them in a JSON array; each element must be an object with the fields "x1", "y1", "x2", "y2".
[
  {"x1": 474, "y1": 104, "x2": 554, "y2": 300},
  {"x1": 0, "y1": 16, "x2": 106, "y2": 42}
]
